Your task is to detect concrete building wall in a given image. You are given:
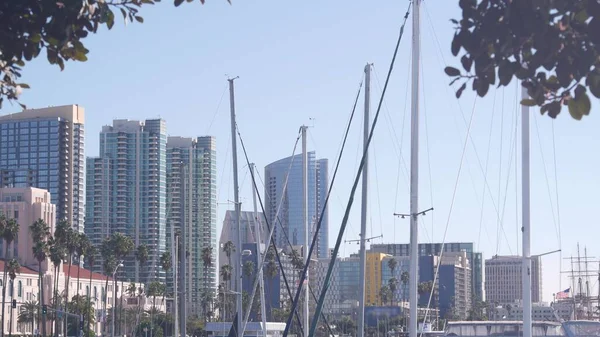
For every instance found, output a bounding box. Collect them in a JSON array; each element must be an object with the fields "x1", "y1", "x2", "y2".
[{"x1": 485, "y1": 255, "x2": 542, "y2": 304}]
